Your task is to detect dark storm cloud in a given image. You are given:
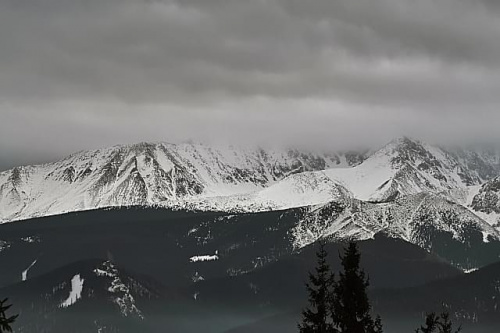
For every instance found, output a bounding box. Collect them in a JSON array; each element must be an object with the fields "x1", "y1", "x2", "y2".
[{"x1": 1, "y1": 0, "x2": 500, "y2": 170}]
